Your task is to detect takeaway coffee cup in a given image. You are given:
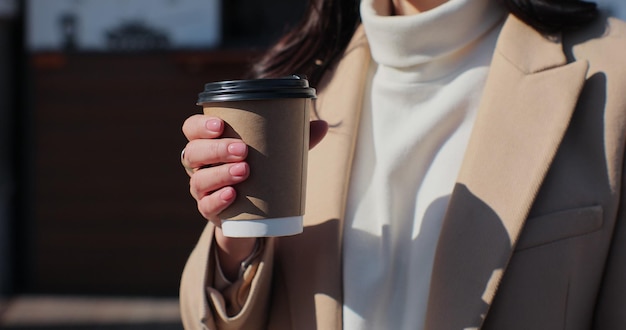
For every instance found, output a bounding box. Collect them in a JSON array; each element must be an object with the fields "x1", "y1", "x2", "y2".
[{"x1": 197, "y1": 75, "x2": 316, "y2": 237}]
